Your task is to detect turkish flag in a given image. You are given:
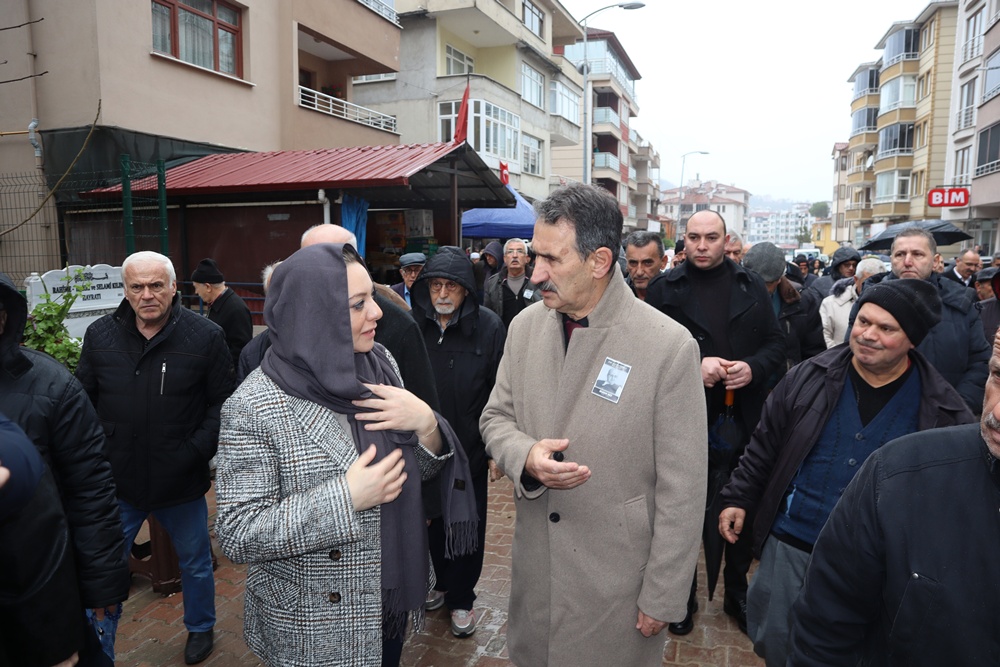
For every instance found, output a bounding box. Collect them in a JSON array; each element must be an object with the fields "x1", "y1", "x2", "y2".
[
  {"x1": 499, "y1": 162, "x2": 509, "y2": 184},
  {"x1": 454, "y1": 81, "x2": 470, "y2": 143}
]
